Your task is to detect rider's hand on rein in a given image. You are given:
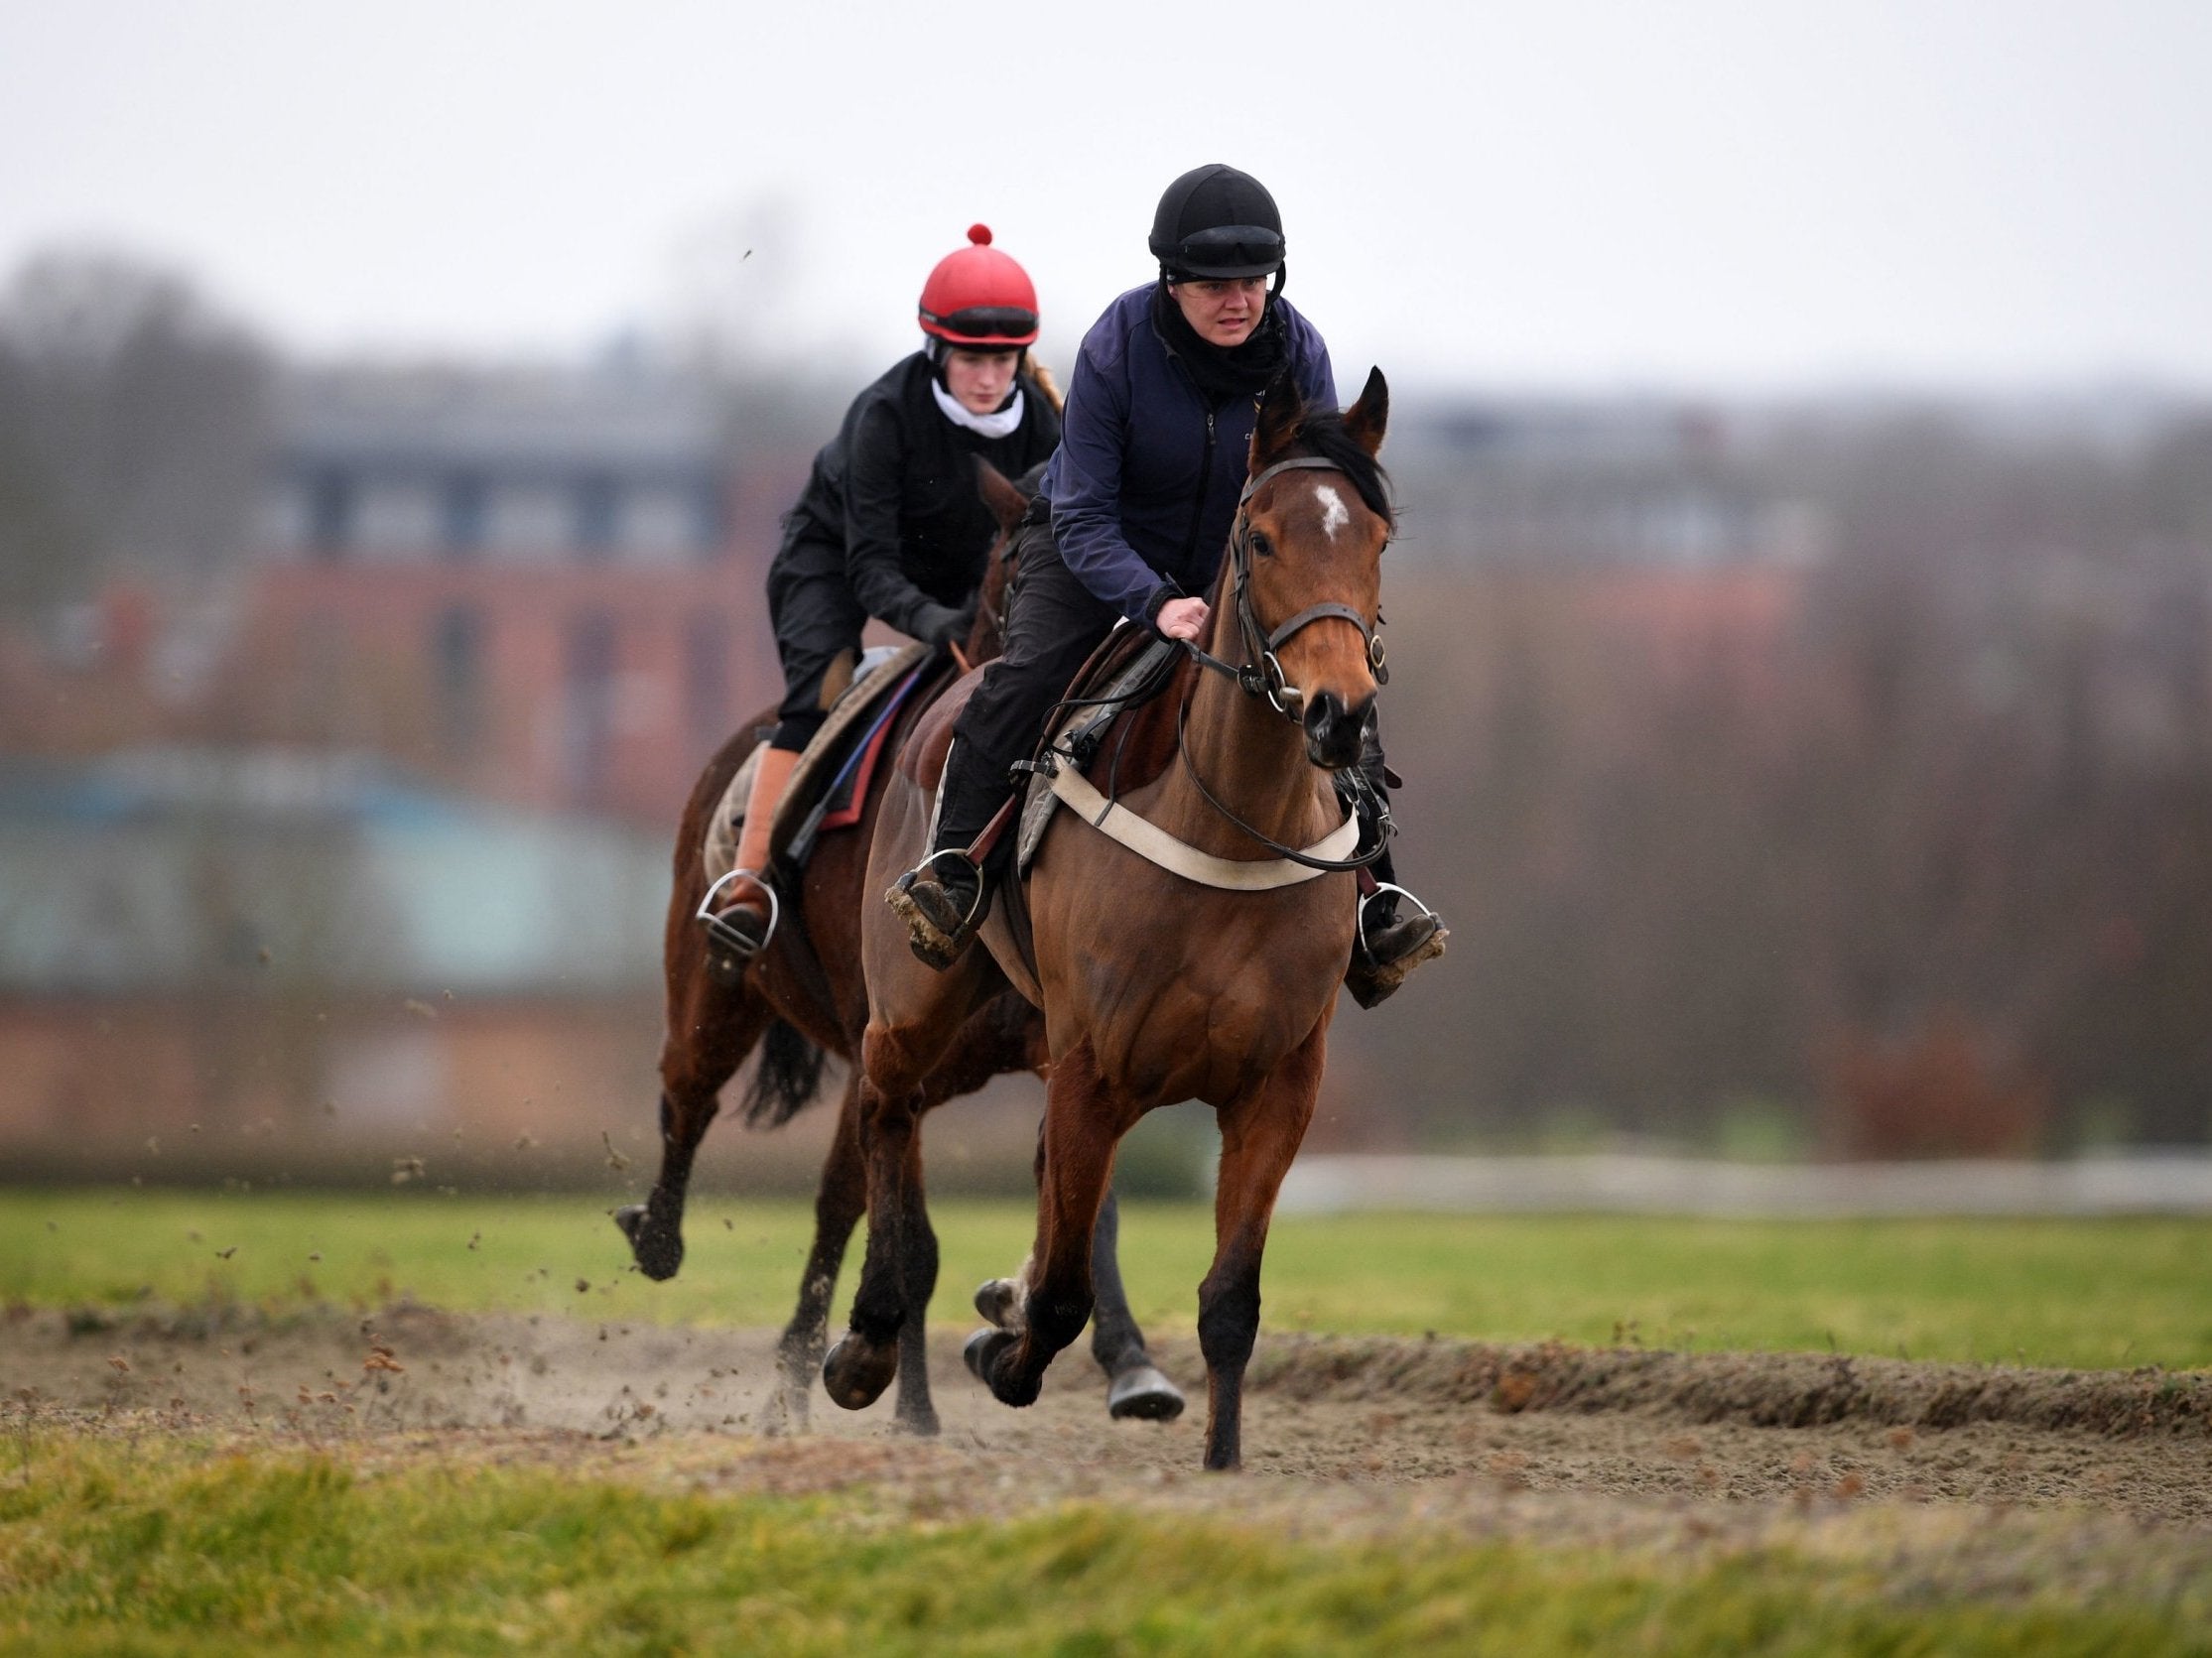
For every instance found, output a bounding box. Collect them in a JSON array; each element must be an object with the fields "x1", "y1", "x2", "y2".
[{"x1": 1156, "y1": 597, "x2": 1212, "y2": 642}]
